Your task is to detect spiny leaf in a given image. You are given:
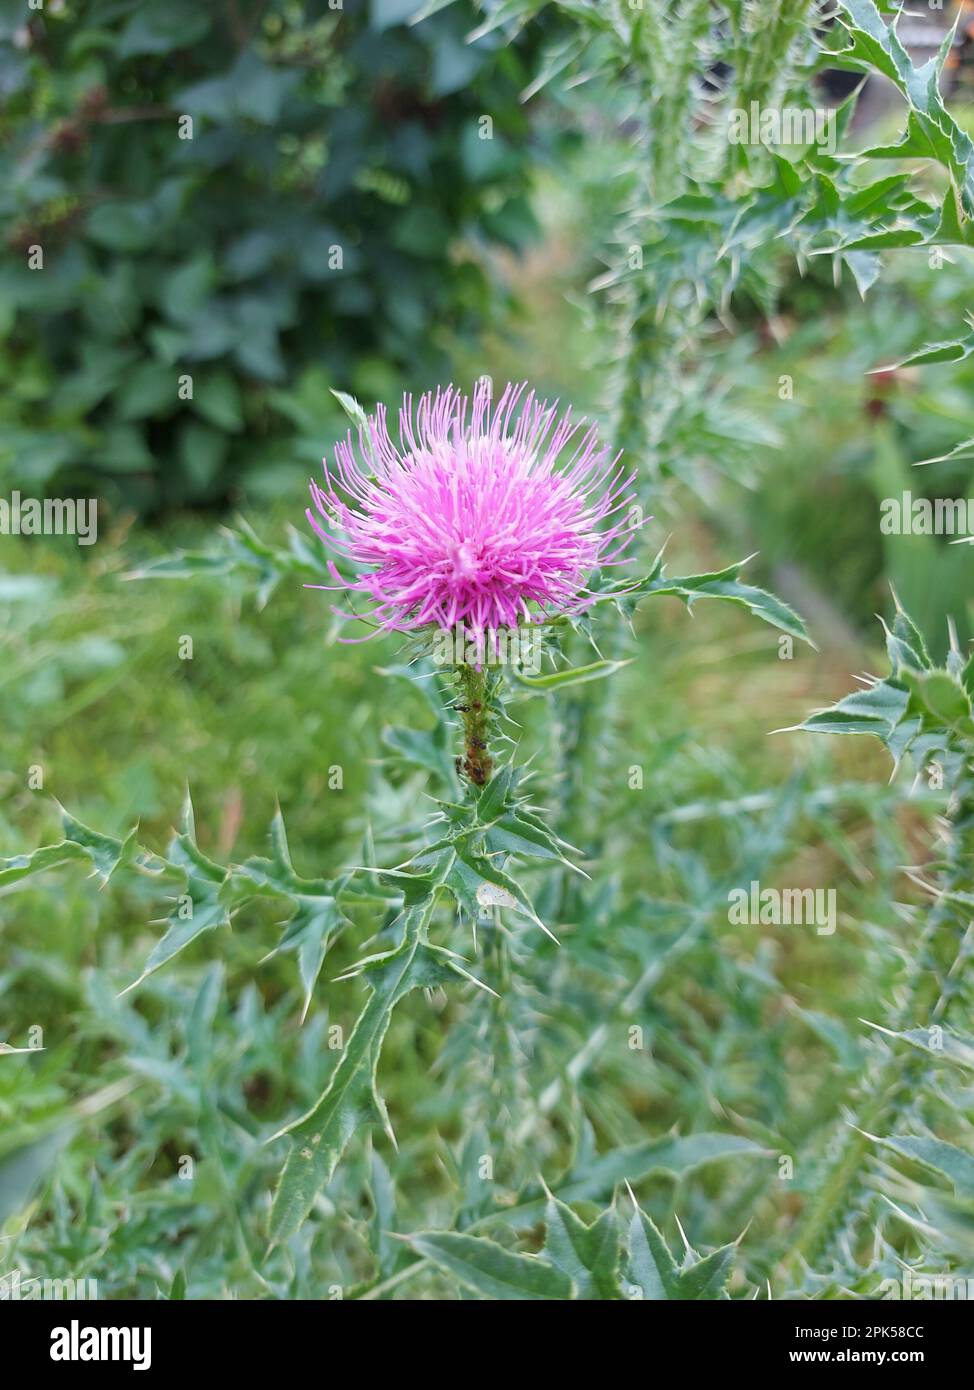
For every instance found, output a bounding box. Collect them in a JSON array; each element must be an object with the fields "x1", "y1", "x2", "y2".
[
  {"x1": 122, "y1": 794, "x2": 231, "y2": 995},
  {"x1": 542, "y1": 1194, "x2": 623, "y2": 1299},
  {"x1": 127, "y1": 519, "x2": 329, "y2": 608},
  {"x1": 475, "y1": 764, "x2": 516, "y2": 823},
  {"x1": 513, "y1": 658, "x2": 632, "y2": 693},
  {"x1": 329, "y1": 388, "x2": 370, "y2": 436},
  {"x1": 627, "y1": 1203, "x2": 678, "y2": 1299},
  {"x1": 878, "y1": 330, "x2": 974, "y2": 372},
  {"x1": 796, "y1": 680, "x2": 910, "y2": 740},
  {"x1": 902, "y1": 670, "x2": 973, "y2": 735},
  {"x1": 835, "y1": 0, "x2": 974, "y2": 226},
  {"x1": 268, "y1": 894, "x2": 450, "y2": 1245},
  {"x1": 229, "y1": 809, "x2": 348, "y2": 1020},
  {"x1": 8, "y1": 797, "x2": 347, "y2": 1006},
  {"x1": 409, "y1": 1230, "x2": 573, "y2": 1300},
  {"x1": 466, "y1": 0, "x2": 543, "y2": 46},
  {"x1": 443, "y1": 844, "x2": 555, "y2": 939},
  {"x1": 861, "y1": 1021, "x2": 974, "y2": 1073},
  {"x1": 871, "y1": 1133, "x2": 974, "y2": 1198},
  {"x1": 674, "y1": 1242, "x2": 737, "y2": 1299},
  {"x1": 409, "y1": 0, "x2": 464, "y2": 23},
  {"x1": 0, "y1": 838, "x2": 91, "y2": 888},
  {"x1": 600, "y1": 554, "x2": 812, "y2": 644},
  {"x1": 793, "y1": 605, "x2": 973, "y2": 766},
  {"x1": 469, "y1": 766, "x2": 582, "y2": 873},
  {"x1": 916, "y1": 437, "x2": 974, "y2": 468},
  {"x1": 484, "y1": 1132, "x2": 768, "y2": 1229},
  {"x1": 0, "y1": 809, "x2": 141, "y2": 888},
  {"x1": 627, "y1": 1199, "x2": 736, "y2": 1300}
]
